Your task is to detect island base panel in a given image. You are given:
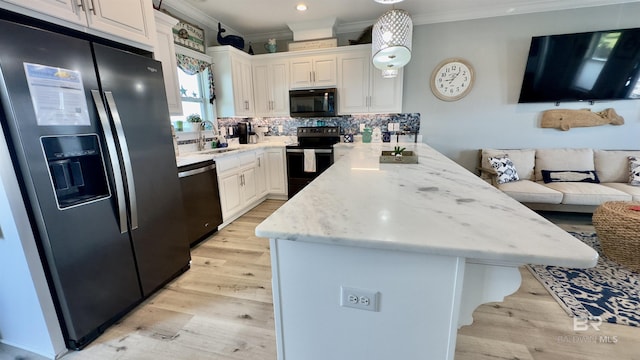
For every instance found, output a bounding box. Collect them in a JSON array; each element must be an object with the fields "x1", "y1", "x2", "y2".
[{"x1": 270, "y1": 238, "x2": 465, "y2": 360}]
